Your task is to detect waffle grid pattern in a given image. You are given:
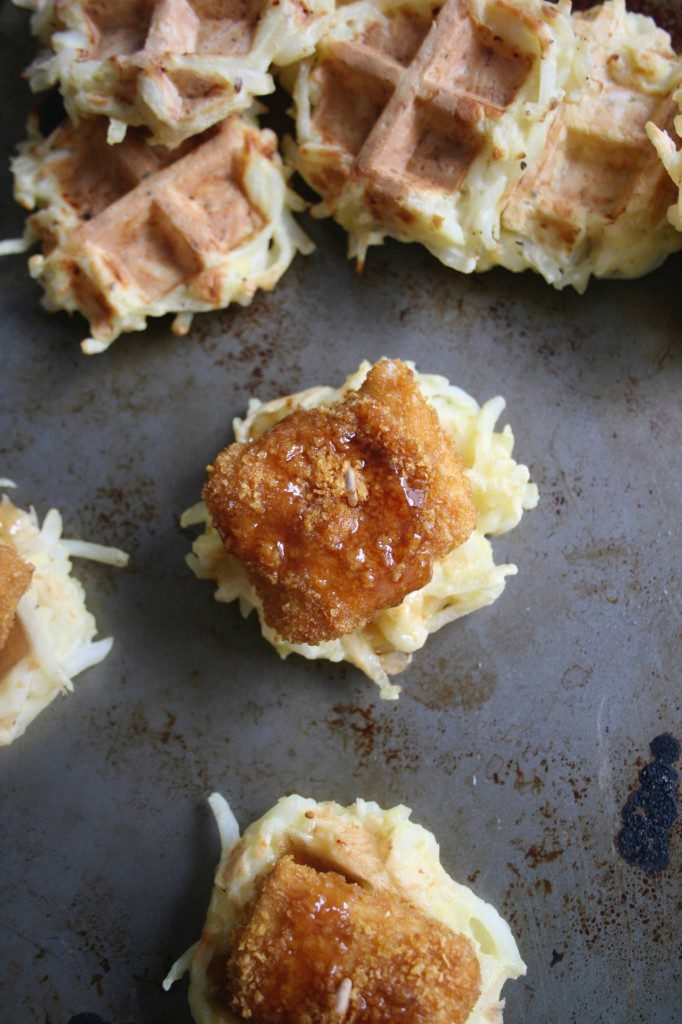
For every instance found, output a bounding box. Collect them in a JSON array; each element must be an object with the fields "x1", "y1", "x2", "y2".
[
  {"x1": 290, "y1": 0, "x2": 588, "y2": 272},
  {"x1": 289, "y1": 0, "x2": 681, "y2": 287},
  {"x1": 13, "y1": 115, "x2": 311, "y2": 351},
  {"x1": 20, "y1": 0, "x2": 333, "y2": 146},
  {"x1": 493, "y1": 1, "x2": 682, "y2": 288}
]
